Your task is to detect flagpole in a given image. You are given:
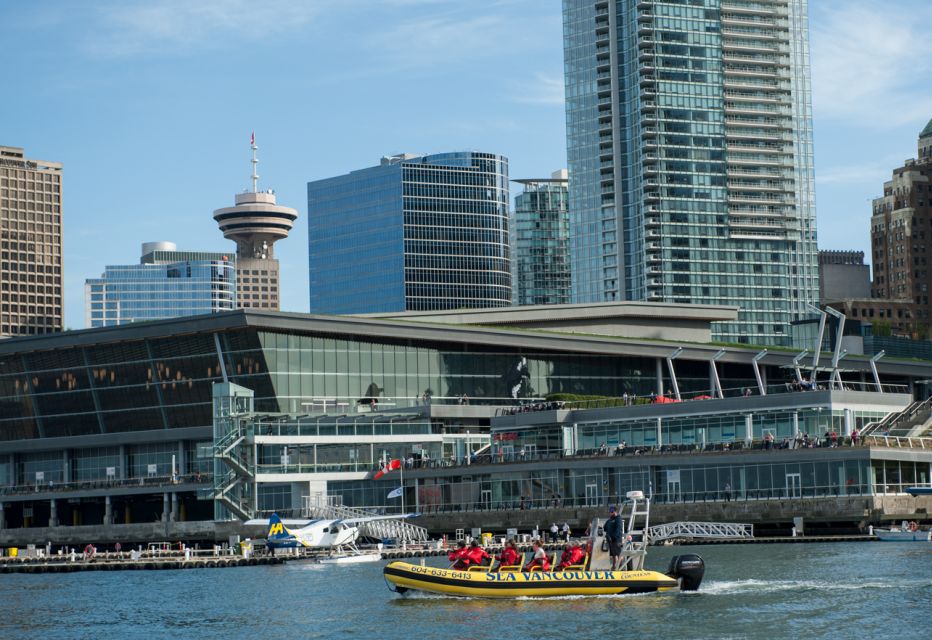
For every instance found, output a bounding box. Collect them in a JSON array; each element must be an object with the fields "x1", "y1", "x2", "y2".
[{"x1": 400, "y1": 462, "x2": 405, "y2": 515}]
